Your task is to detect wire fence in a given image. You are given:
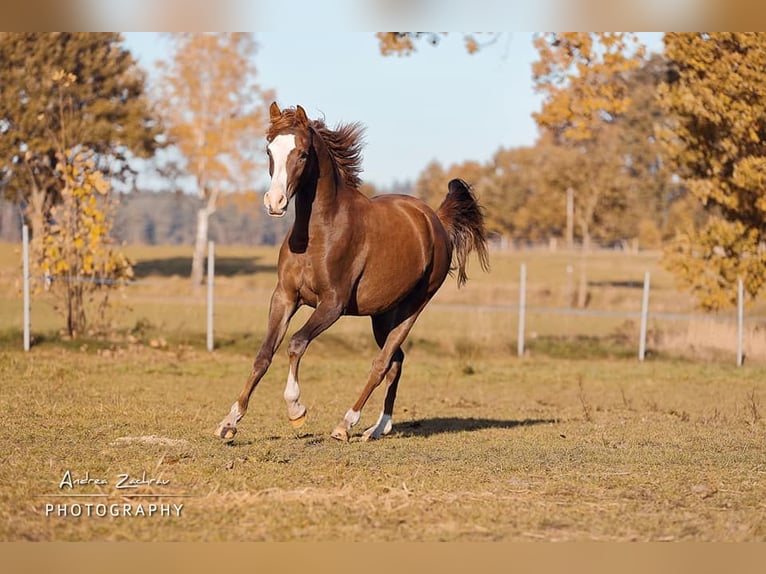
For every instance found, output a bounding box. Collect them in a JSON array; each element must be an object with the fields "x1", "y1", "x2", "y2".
[{"x1": 18, "y1": 225, "x2": 762, "y2": 366}]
